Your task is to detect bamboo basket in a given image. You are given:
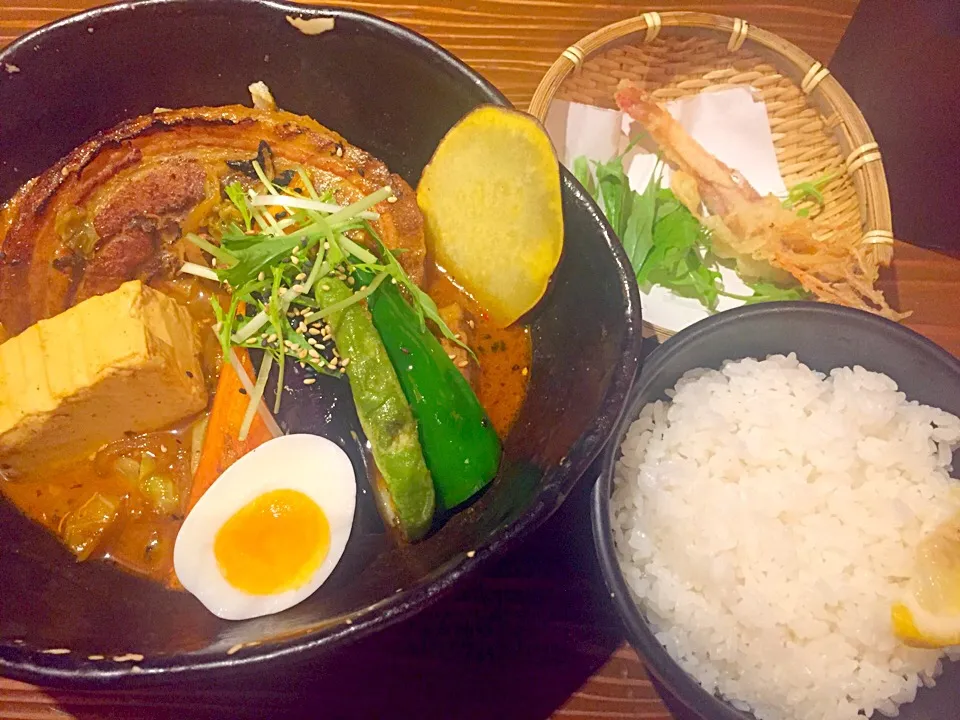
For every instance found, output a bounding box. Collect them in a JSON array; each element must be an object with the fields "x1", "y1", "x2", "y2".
[{"x1": 528, "y1": 11, "x2": 895, "y2": 338}]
